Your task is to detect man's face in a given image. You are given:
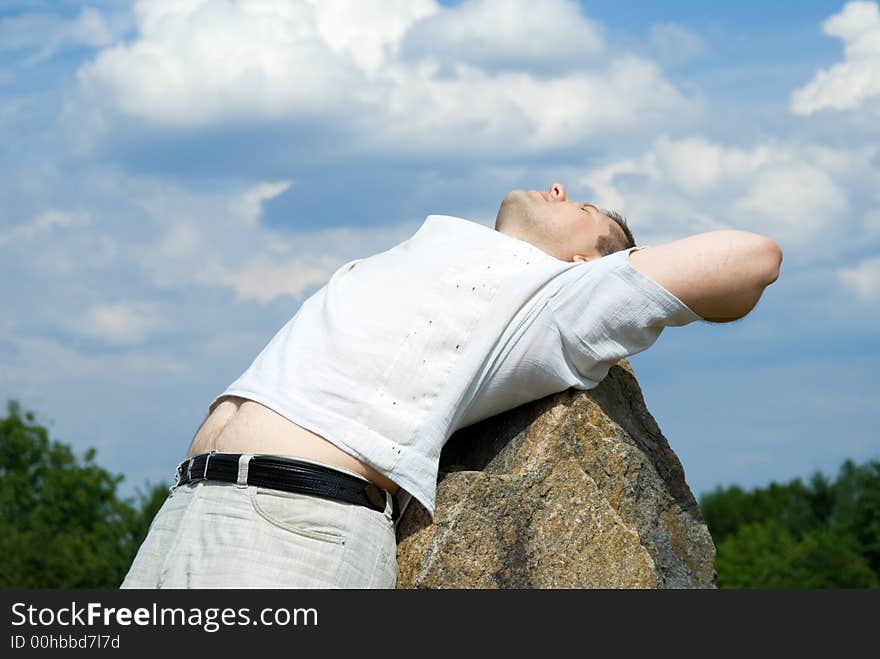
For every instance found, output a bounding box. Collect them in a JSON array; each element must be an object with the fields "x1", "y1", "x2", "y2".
[{"x1": 494, "y1": 182, "x2": 630, "y2": 263}]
